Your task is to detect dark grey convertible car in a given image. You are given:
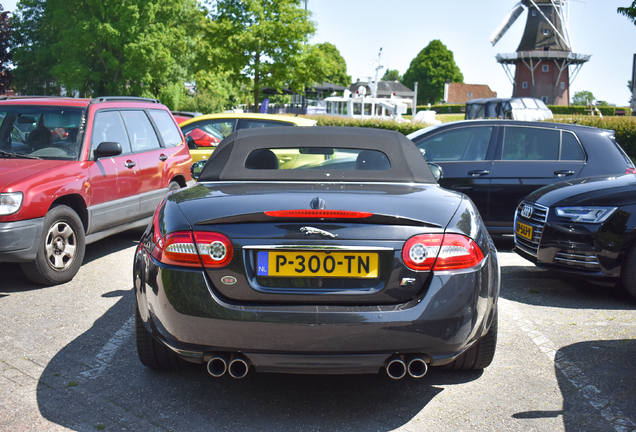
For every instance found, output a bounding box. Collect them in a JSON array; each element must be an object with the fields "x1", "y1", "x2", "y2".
[{"x1": 133, "y1": 127, "x2": 500, "y2": 379}]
